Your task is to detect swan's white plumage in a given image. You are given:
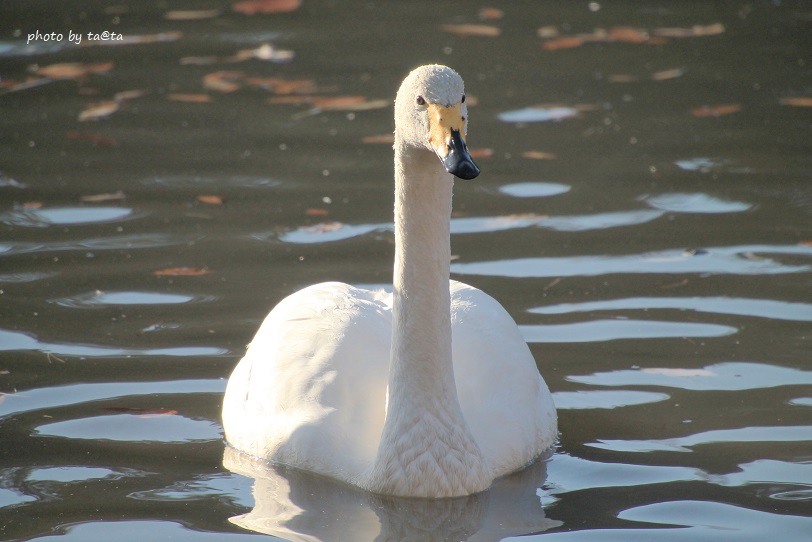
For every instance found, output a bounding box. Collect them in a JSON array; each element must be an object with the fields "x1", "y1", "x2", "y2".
[{"x1": 223, "y1": 65, "x2": 557, "y2": 498}]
